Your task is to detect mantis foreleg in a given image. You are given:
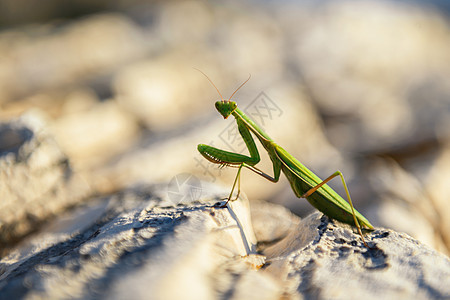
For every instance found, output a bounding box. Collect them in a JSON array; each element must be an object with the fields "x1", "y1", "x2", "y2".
[
  {"x1": 223, "y1": 163, "x2": 243, "y2": 206},
  {"x1": 199, "y1": 118, "x2": 262, "y2": 204}
]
